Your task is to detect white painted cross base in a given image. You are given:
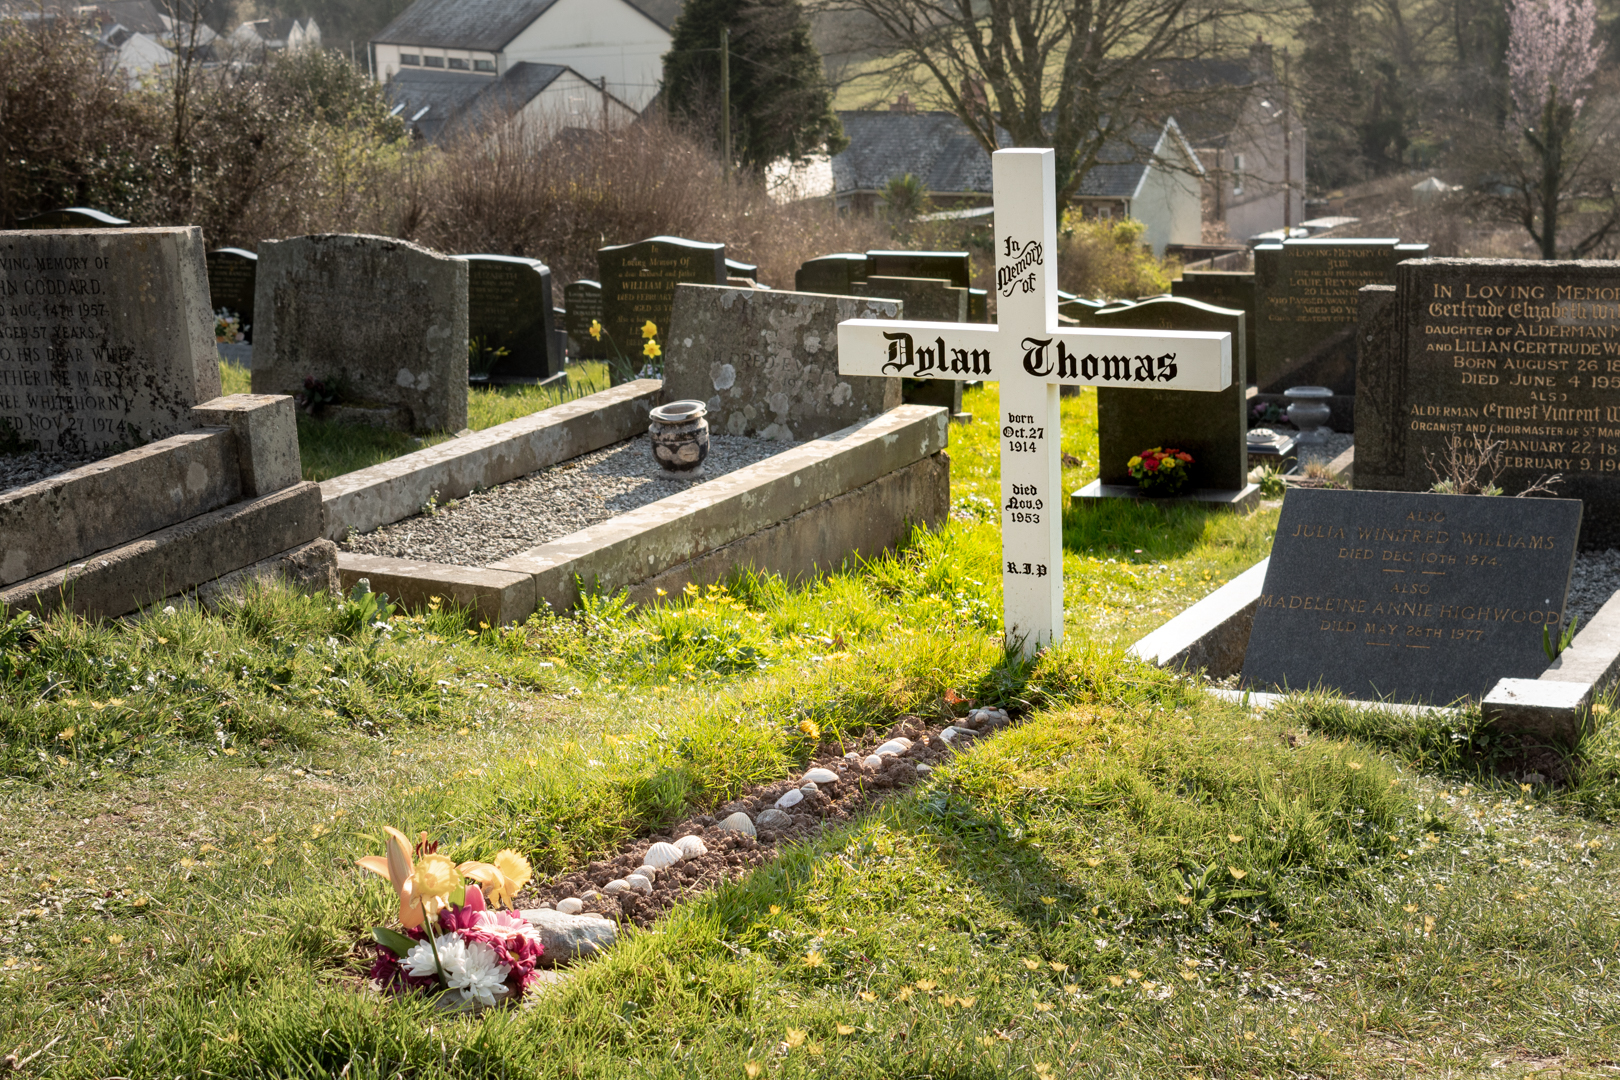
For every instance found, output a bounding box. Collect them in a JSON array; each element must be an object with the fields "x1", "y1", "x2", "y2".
[{"x1": 837, "y1": 149, "x2": 1232, "y2": 656}]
